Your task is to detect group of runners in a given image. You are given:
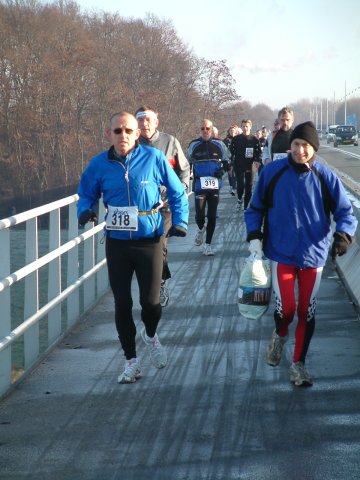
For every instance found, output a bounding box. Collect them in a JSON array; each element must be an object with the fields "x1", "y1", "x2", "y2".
[{"x1": 77, "y1": 107, "x2": 357, "y2": 387}]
